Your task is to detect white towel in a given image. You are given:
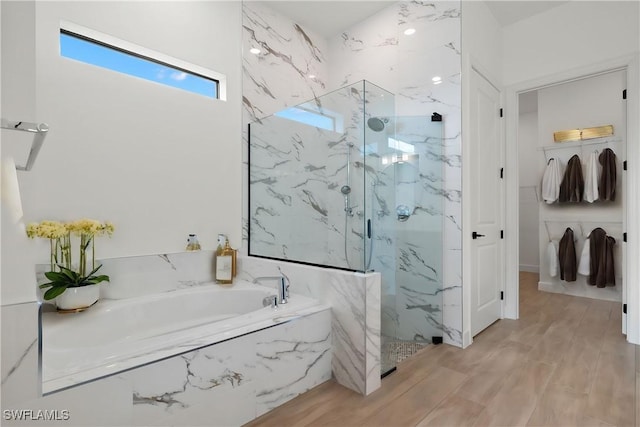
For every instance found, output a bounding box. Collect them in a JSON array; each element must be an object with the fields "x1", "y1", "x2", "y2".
[
  {"x1": 542, "y1": 158, "x2": 563, "y2": 204},
  {"x1": 583, "y1": 151, "x2": 599, "y2": 203},
  {"x1": 578, "y1": 237, "x2": 591, "y2": 276},
  {"x1": 547, "y1": 240, "x2": 559, "y2": 278}
]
